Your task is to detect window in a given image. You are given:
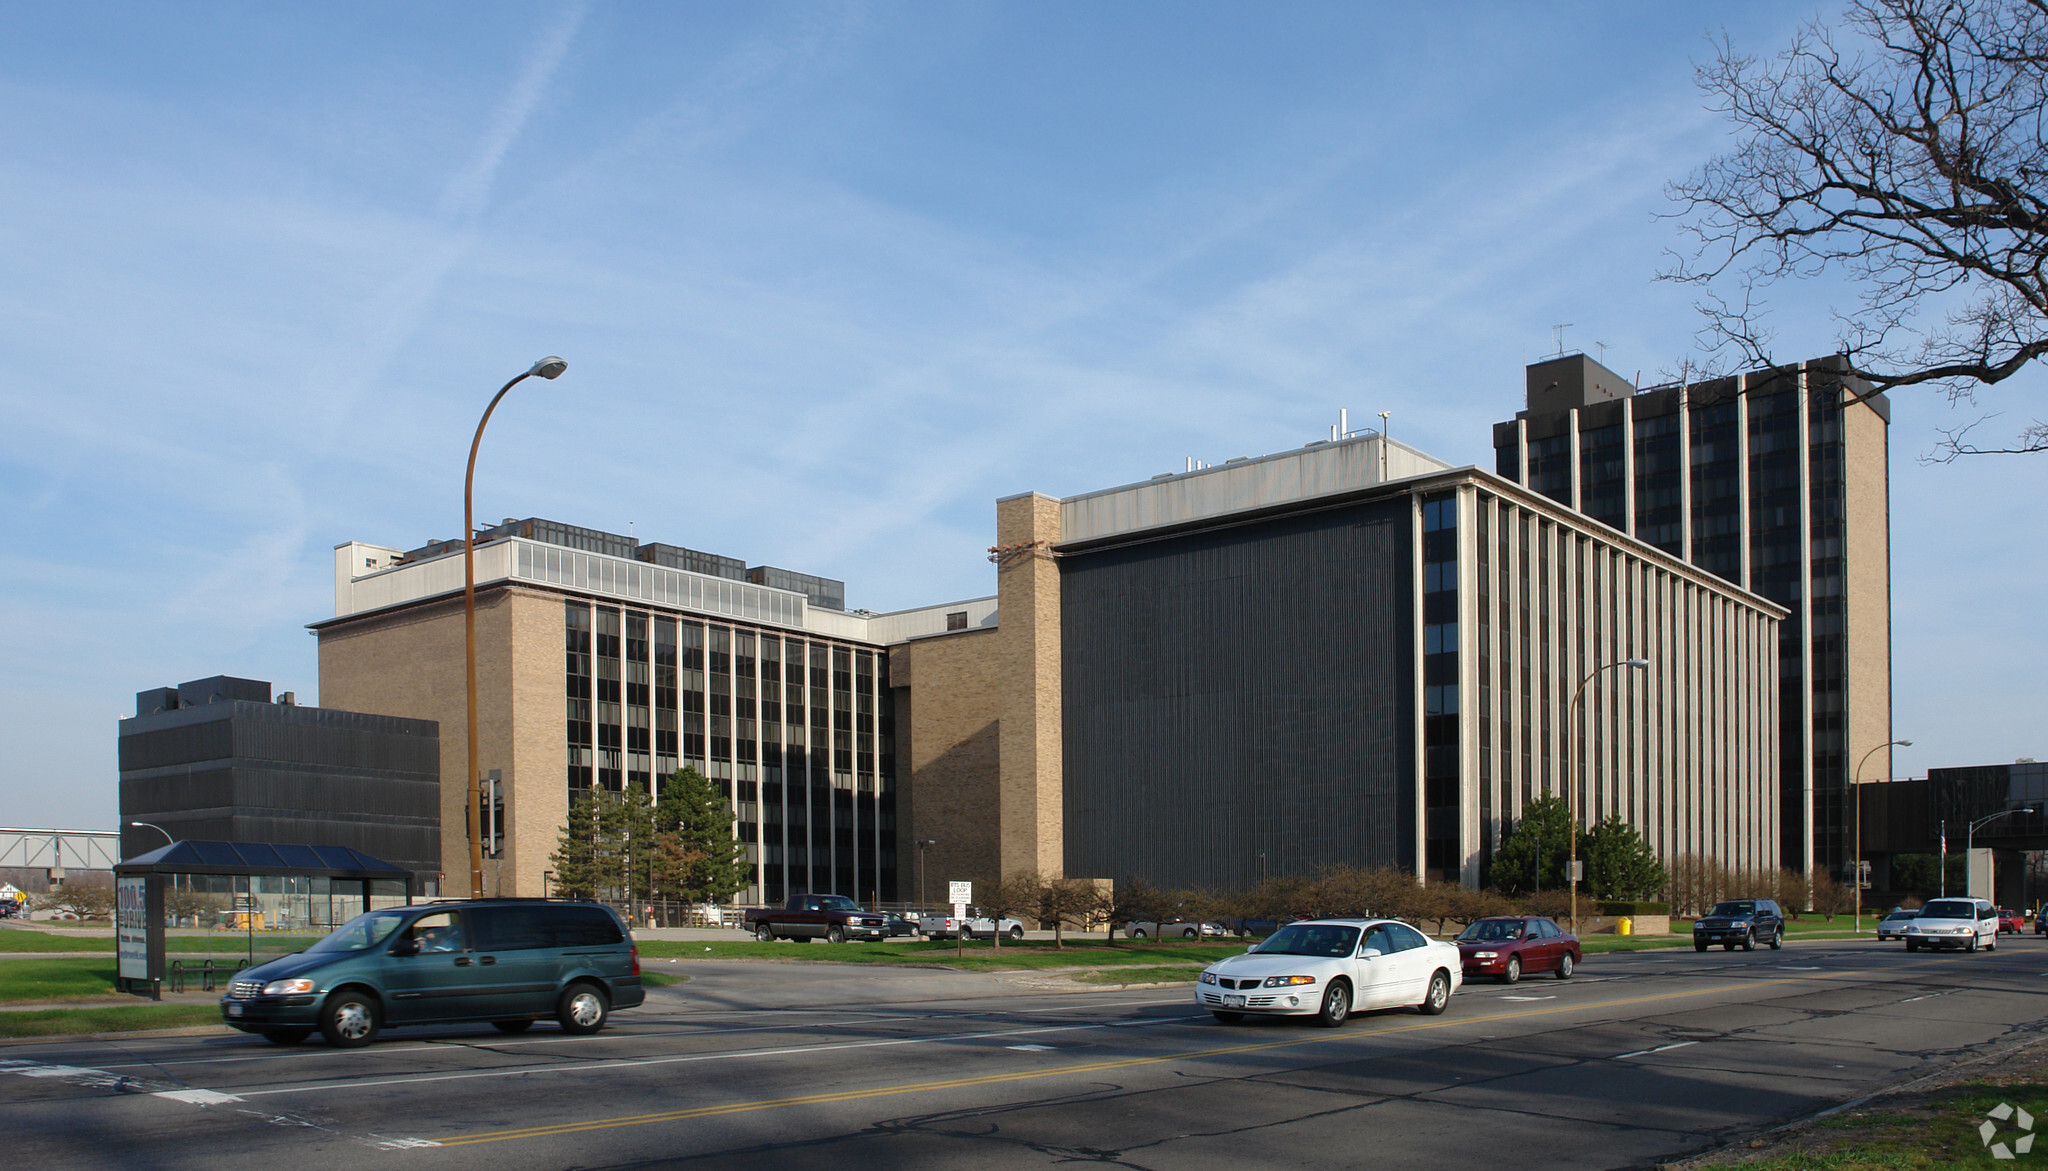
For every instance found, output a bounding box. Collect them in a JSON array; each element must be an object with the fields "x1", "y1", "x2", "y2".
[{"x1": 946, "y1": 611, "x2": 968, "y2": 631}]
